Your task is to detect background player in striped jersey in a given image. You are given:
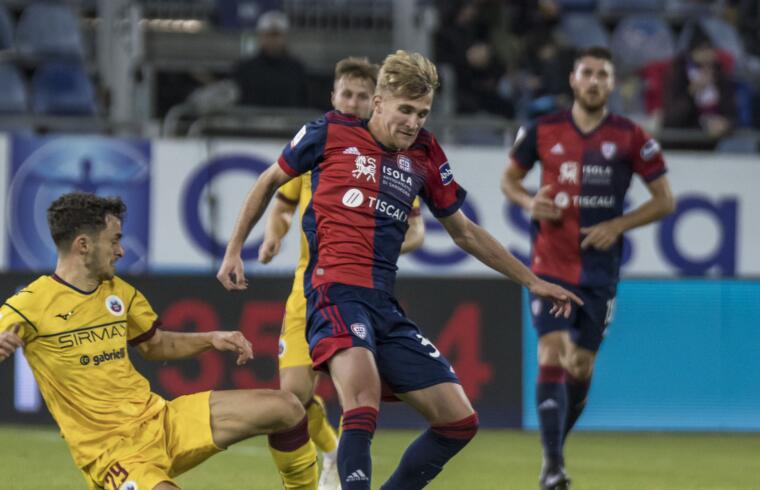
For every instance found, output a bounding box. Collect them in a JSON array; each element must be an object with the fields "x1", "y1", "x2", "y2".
[
  {"x1": 218, "y1": 49, "x2": 581, "y2": 489},
  {"x1": 257, "y1": 56, "x2": 424, "y2": 489},
  {"x1": 502, "y1": 46, "x2": 675, "y2": 490},
  {"x1": 0, "y1": 192, "x2": 318, "y2": 490}
]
